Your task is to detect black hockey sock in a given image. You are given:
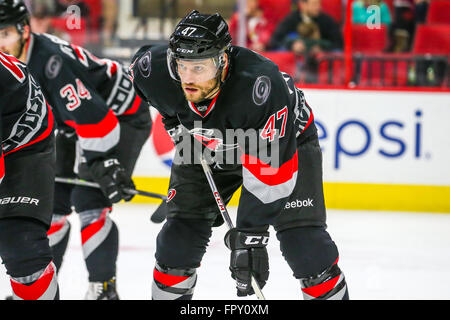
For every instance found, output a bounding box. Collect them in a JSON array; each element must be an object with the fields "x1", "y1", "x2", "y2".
[
  {"x1": 79, "y1": 208, "x2": 118, "y2": 282},
  {"x1": 0, "y1": 218, "x2": 60, "y2": 300},
  {"x1": 47, "y1": 214, "x2": 71, "y2": 271}
]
